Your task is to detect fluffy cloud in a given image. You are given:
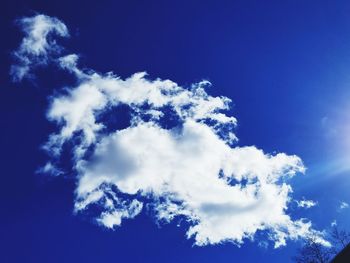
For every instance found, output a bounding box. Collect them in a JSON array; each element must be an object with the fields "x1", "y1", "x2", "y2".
[
  {"x1": 12, "y1": 14, "x2": 328, "y2": 248},
  {"x1": 10, "y1": 14, "x2": 69, "y2": 81}
]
